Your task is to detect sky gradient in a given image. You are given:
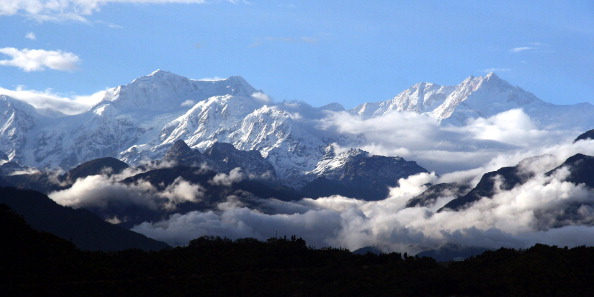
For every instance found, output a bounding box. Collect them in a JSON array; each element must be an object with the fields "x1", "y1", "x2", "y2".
[{"x1": 1, "y1": 0, "x2": 593, "y2": 110}]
